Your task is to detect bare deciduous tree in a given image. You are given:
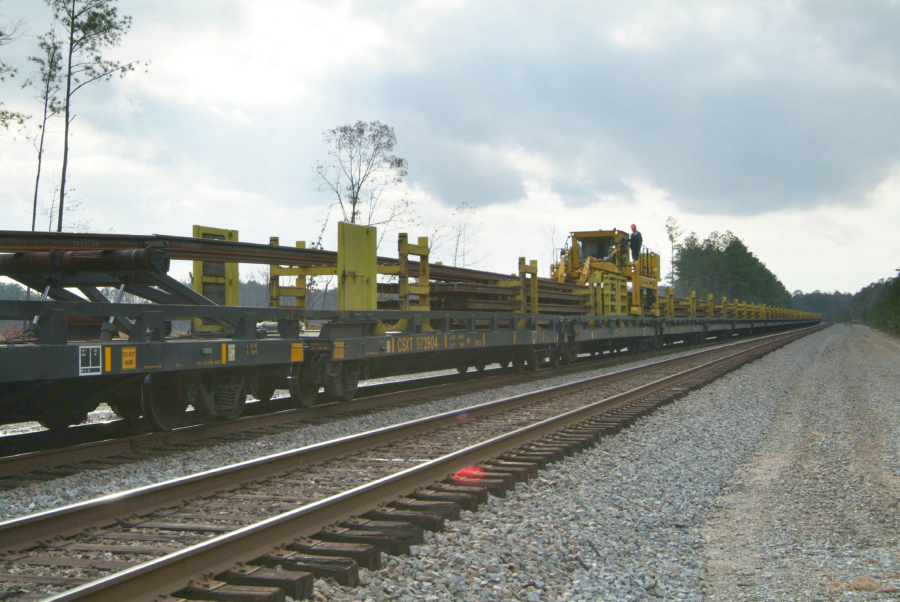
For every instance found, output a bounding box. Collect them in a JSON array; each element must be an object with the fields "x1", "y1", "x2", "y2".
[
  {"x1": 47, "y1": 0, "x2": 144, "y2": 232},
  {"x1": 24, "y1": 30, "x2": 64, "y2": 232},
  {"x1": 40, "y1": 184, "x2": 91, "y2": 232},
  {"x1": 314, "y1": 120, "x2": 412, "y2": 243},
  {"x1": 421, "y1": 216, "x2": 450, "y2": 259},
  {"x1": 665, "y1": 216, "x2": 683, "y2": 288},
  {"x1": 449, "y1": 201, "x2": 481, "y2": 268},
  {"x1": 544, "y1": 219, "x2": 561, "y2": 277}
]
